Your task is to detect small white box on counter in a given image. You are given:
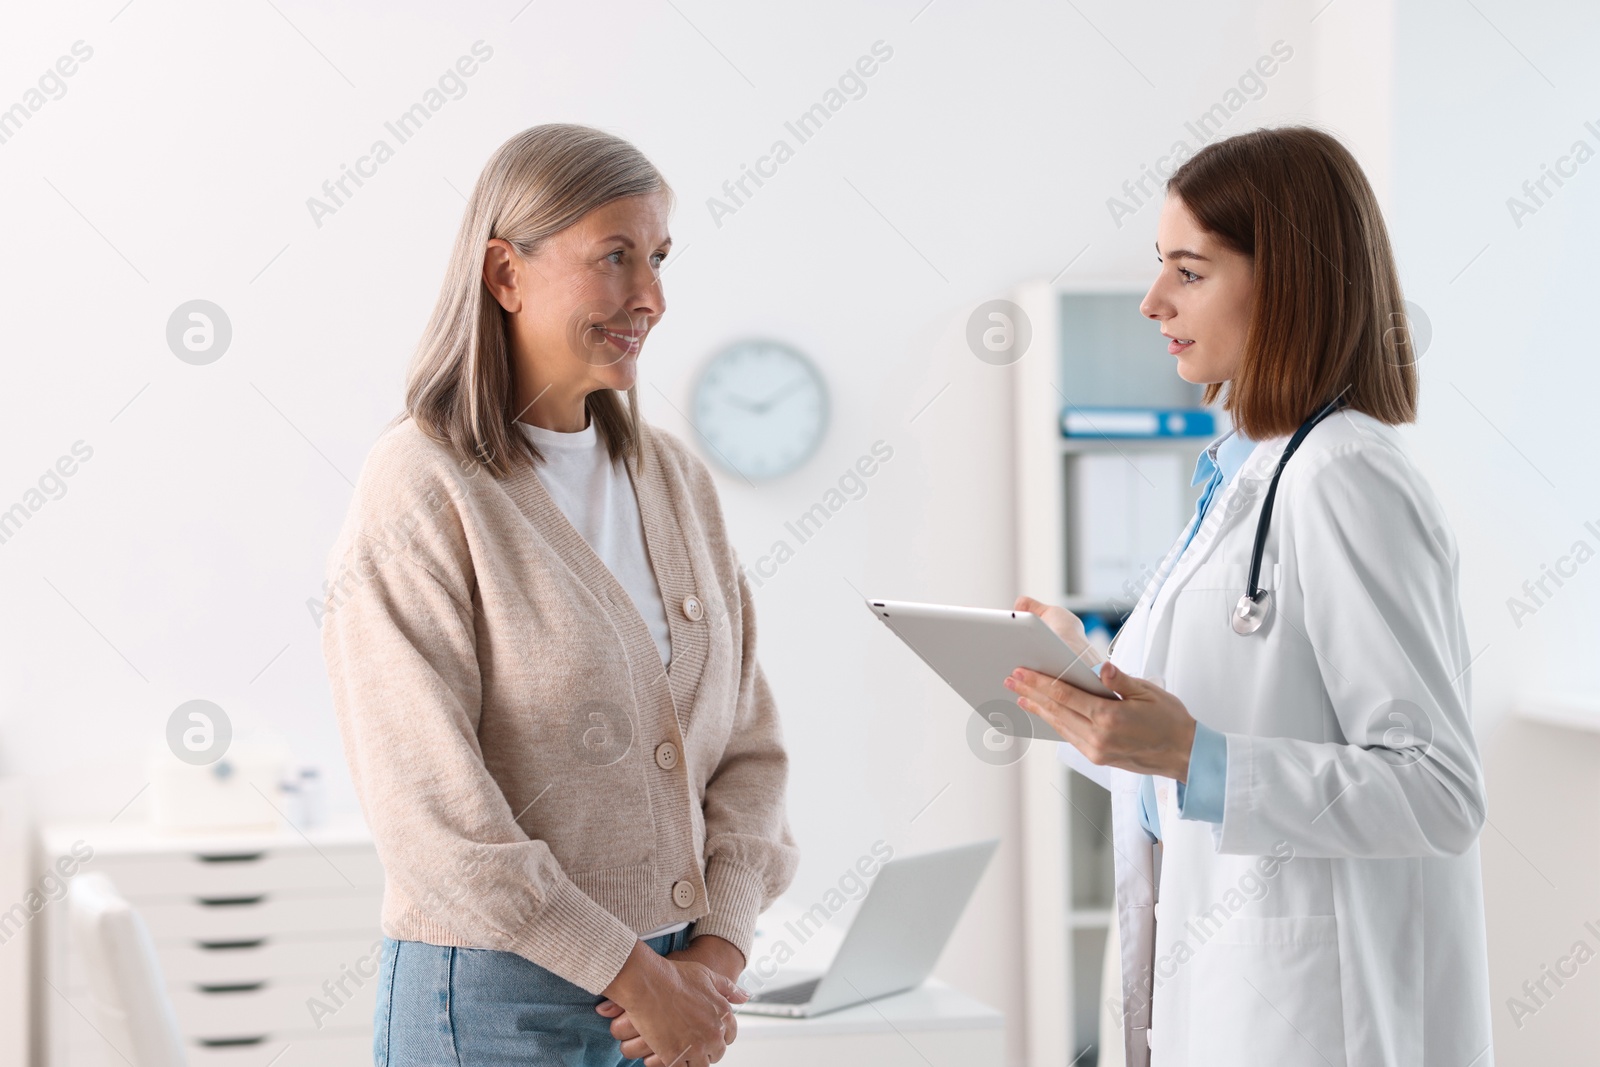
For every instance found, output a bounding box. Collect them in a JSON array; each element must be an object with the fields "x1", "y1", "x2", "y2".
[{"x1": 149, "y1": 741, "x2": 290, "y2": 832}]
